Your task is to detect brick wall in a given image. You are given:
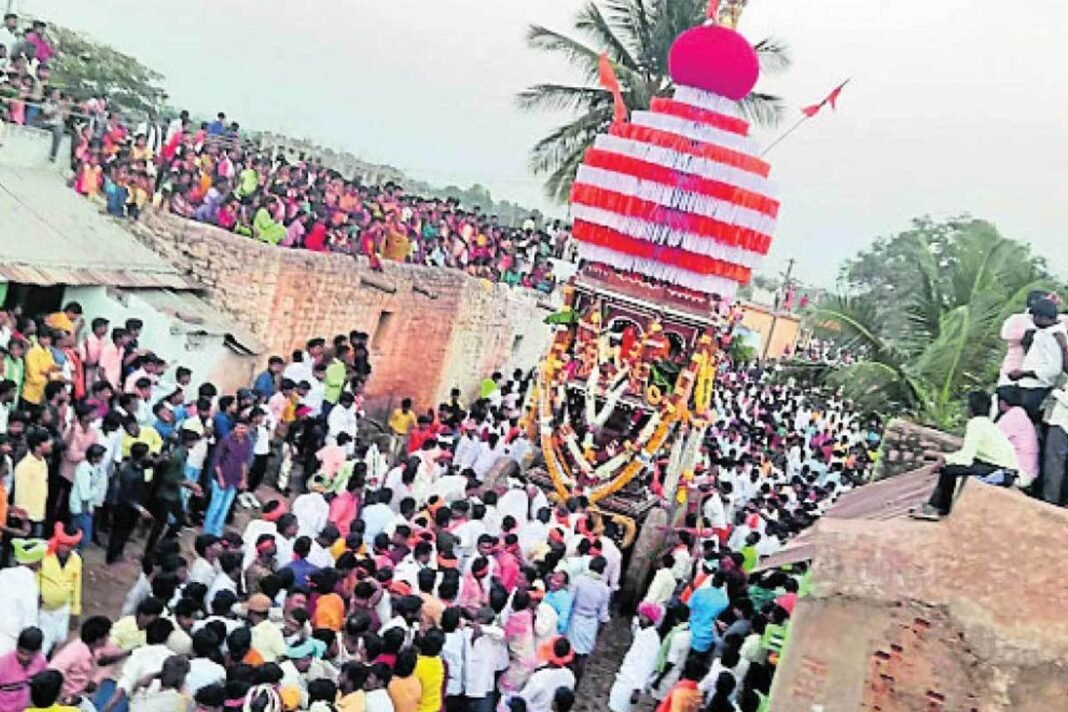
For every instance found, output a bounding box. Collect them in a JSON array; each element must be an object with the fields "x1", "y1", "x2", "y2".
[
  {"x1": 770, "y1": 485, "x2": 1068, "y2": 710},
  {"x1": 129, "y1": 214, "x2": 553, "y2": 416},
  {"x1": 874, "y1": 419, "x2": 963, "y2": 481}
]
